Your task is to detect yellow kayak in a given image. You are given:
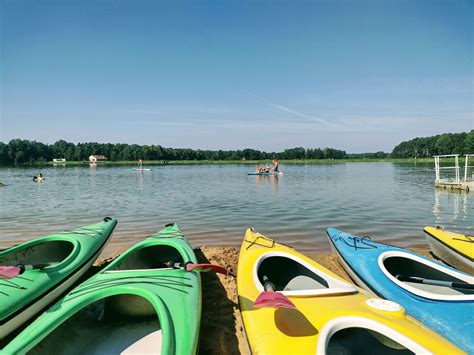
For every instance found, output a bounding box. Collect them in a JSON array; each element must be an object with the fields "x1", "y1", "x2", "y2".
[
  {"x1": 424, "y1": 226, "x2": 473, "y2": 274},
  {"x1": 237, "y1": 228, "x2": 464, "y2": 354}
]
